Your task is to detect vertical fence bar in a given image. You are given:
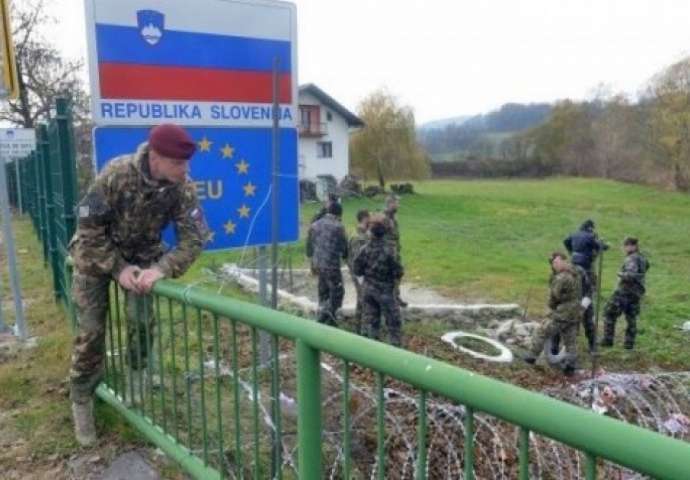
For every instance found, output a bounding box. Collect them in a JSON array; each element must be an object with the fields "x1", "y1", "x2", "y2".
[
  {"x1": 251, "y1": 327, "x2": 260, "y2": 480},
  {"x1": 55, "y1": 98, "x2": 77, "y2": 241},
  {"x1": 113, "y1": 286, "x2": 126, "y2": 402},
  {"x1": 197, "y1": 308, "x2": 210, "y2": 466},
  {"x1": 135, "y1": 296, "x2": 145, "y2": 414},
  {"x1": 212, "y1": 313, "x2": 225, "y2": 478},
  {"x1": 155, "y1": 295, "x2": 167, "y2": 435},
  {"x1": 182, "y1": 303, "x2": 193, "y2": 447},
  {"x1": 464, "y1": 407, "x2": 475, "y2": 480},
  {"x1": 168, "y1": 298, "x2": 180, "y2": 443},
  {"x1": 585, "y1": 453, "x2": 597, "y2": 480},
  {"x1": 416, "y1": 390, "x2": 427, "y2": 480},
  {"x1": 106, "y1": 297, "x2": 117, "y2": 396},
  {"x1": 271, "y1": 334, "x2": 282, "y2": 479},
  {"x1": 342, "y1": 360, "x2": 351, "y2": 480},
  {"x1": 144, "y1": 296, "x2": 155, "y2": 421},
  {"x1": 519, "y1": 427, "x2": 530, "y2": 480},
  {"x1": 376, "y1": 372, "x2": 385, "y2": 480},
  {"x1": 230, "y1": 319, "x2": 243, "y2": 479},
  {"x1": 296, "y1": 340, "x2": 321, "y2": 480}
]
